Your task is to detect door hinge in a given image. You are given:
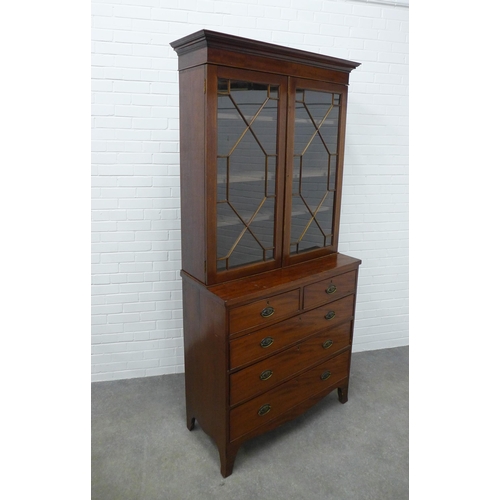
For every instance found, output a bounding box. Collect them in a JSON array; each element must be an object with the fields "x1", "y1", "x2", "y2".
[
  {"x1": 204, "y1": 260, "x2": 207, "y2": 273},
  {"x1": 204, "y1": 79, "x2": 207, "y2": 94}
]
